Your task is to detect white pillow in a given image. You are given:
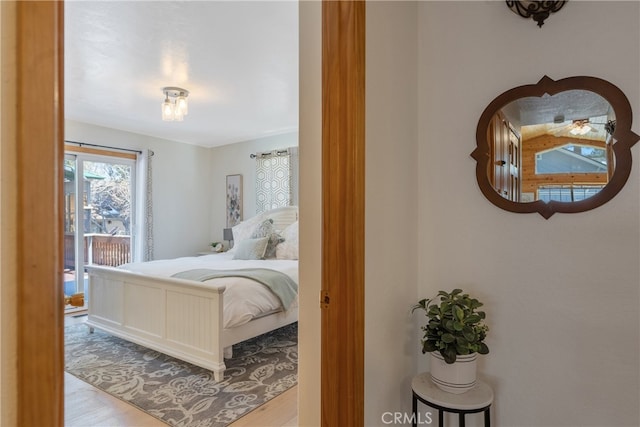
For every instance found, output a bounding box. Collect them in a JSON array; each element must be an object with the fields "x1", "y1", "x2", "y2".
[
  {"x1": 227, "y1": 215, "x2": 264, "y2": 254},
  {"x1": 276, "y1": 221, "x2": 298, "y2": 260},
  {"x1": 232, "y1": 237, "x2": 269, "y2": 260},
  {"x1": 227, "y1": 207, "x2": 298, "y2": 254}
]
